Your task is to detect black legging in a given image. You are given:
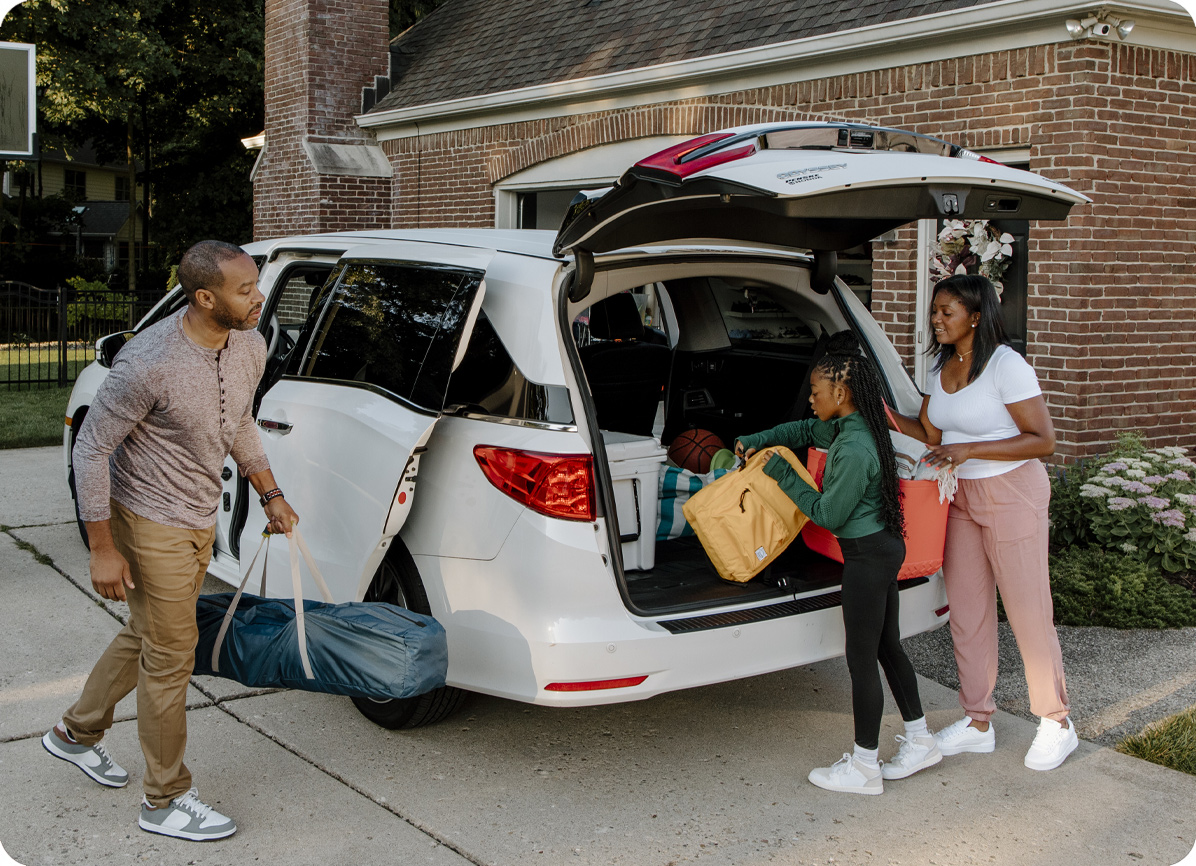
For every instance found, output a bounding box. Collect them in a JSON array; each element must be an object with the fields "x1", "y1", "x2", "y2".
[{"x1": 838, "y1": 529, "x2": 924, "y2": 750}]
